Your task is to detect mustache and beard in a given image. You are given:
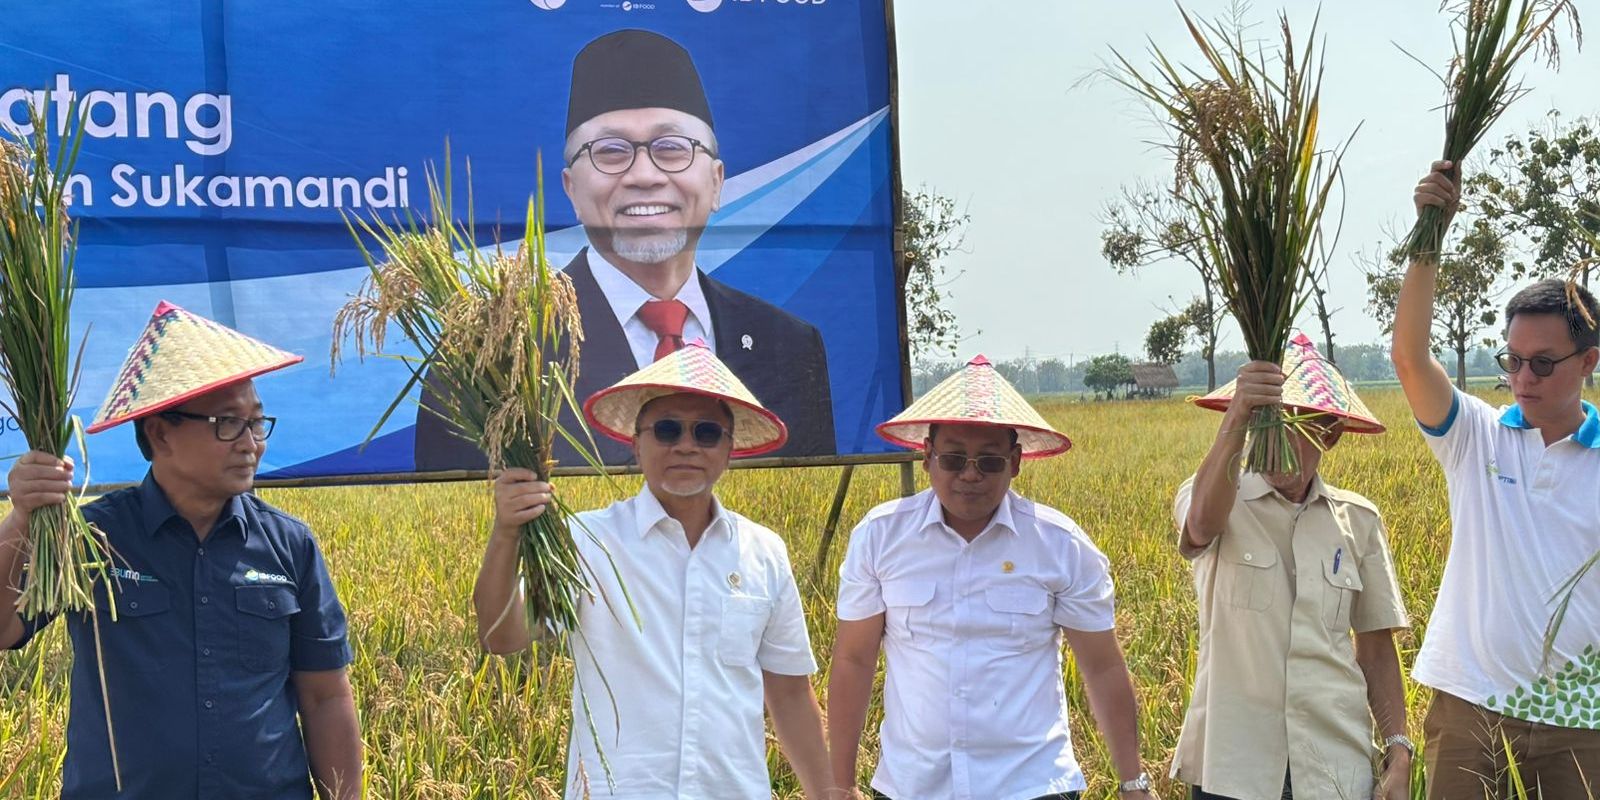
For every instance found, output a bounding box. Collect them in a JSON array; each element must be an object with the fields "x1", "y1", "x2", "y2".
[{"x1": 602, "y1": 225, "x2": 695, "y2": 265}]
